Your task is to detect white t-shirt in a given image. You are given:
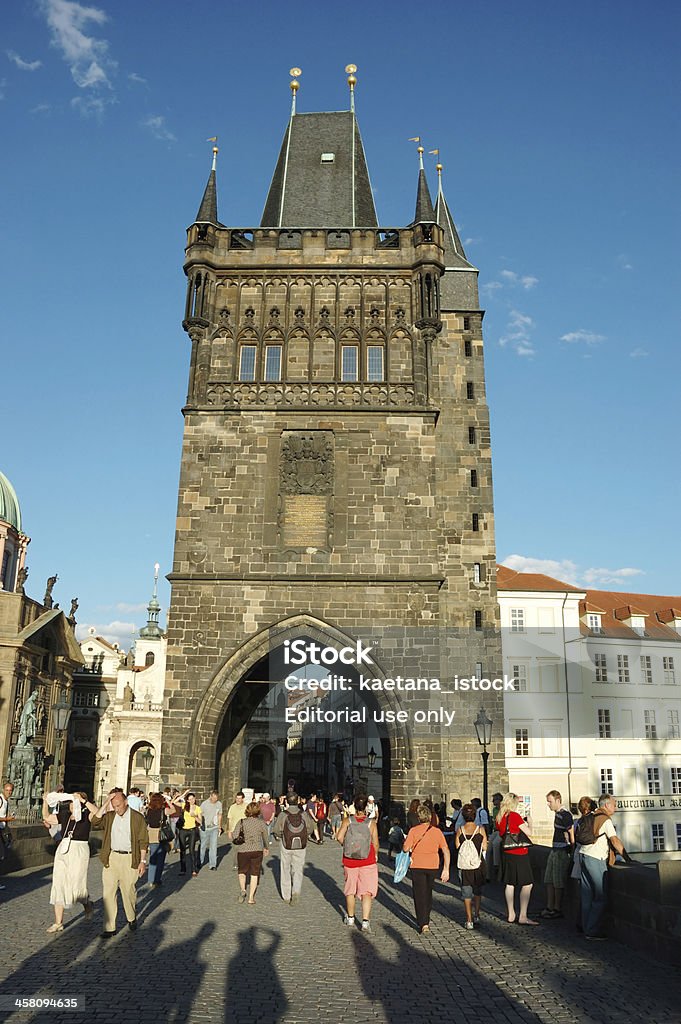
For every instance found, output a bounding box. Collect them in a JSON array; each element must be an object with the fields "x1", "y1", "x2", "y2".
[
  {"x1": 126, "y1": 794, "x2": 143, "y2": 812},
  {"x1": 0, "y1": 794, "x2": 7, "y2": 828},
  {"x1": 580, "y1": 816, "x2": 616, "y2": 860},
  {"x1": 200, "y1": 799, "x2": 222, "y2": 828}
]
